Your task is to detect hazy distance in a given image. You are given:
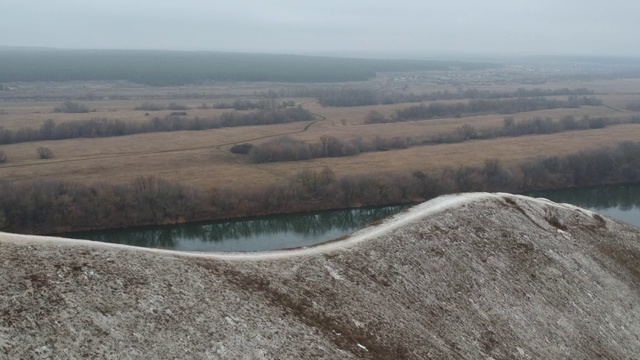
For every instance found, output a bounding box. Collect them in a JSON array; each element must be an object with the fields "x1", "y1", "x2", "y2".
[{"x1": 1, "y1": 0, "x2": 639, "y2": 58}]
